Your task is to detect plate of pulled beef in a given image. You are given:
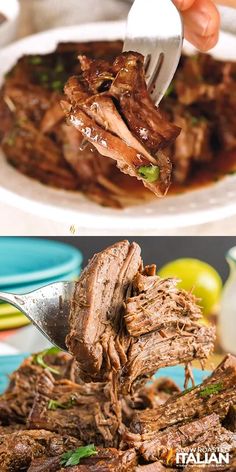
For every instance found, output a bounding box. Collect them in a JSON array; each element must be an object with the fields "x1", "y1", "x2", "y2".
[
  {"x1": 0, "y1": 240, "x2": 236, "y2": 471},
  {"x1": 0, "y1": 21, "x2": 235, "y2": 233}
]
